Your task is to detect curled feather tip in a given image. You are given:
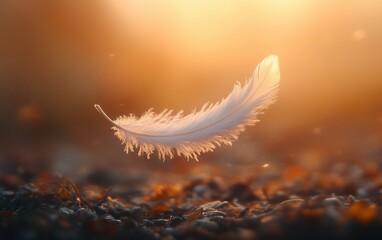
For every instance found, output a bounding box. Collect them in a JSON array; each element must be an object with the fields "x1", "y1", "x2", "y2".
[{"x1": 95, "y1": 55, "x2": 280, "y2": 160}]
